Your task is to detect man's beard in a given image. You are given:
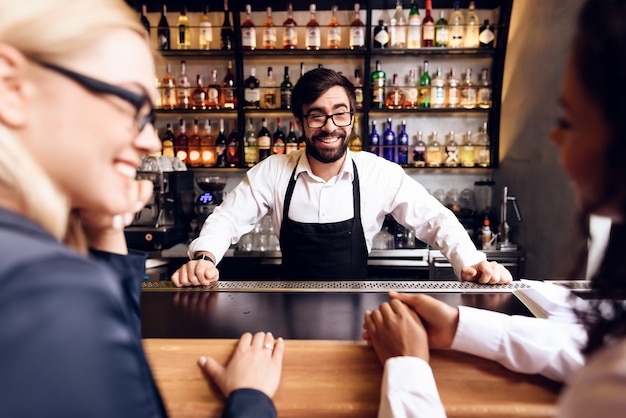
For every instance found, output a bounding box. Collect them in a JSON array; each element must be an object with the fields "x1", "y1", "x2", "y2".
[{"x1": 305, "y1": 129, "x2": 350, "y2": 163}]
